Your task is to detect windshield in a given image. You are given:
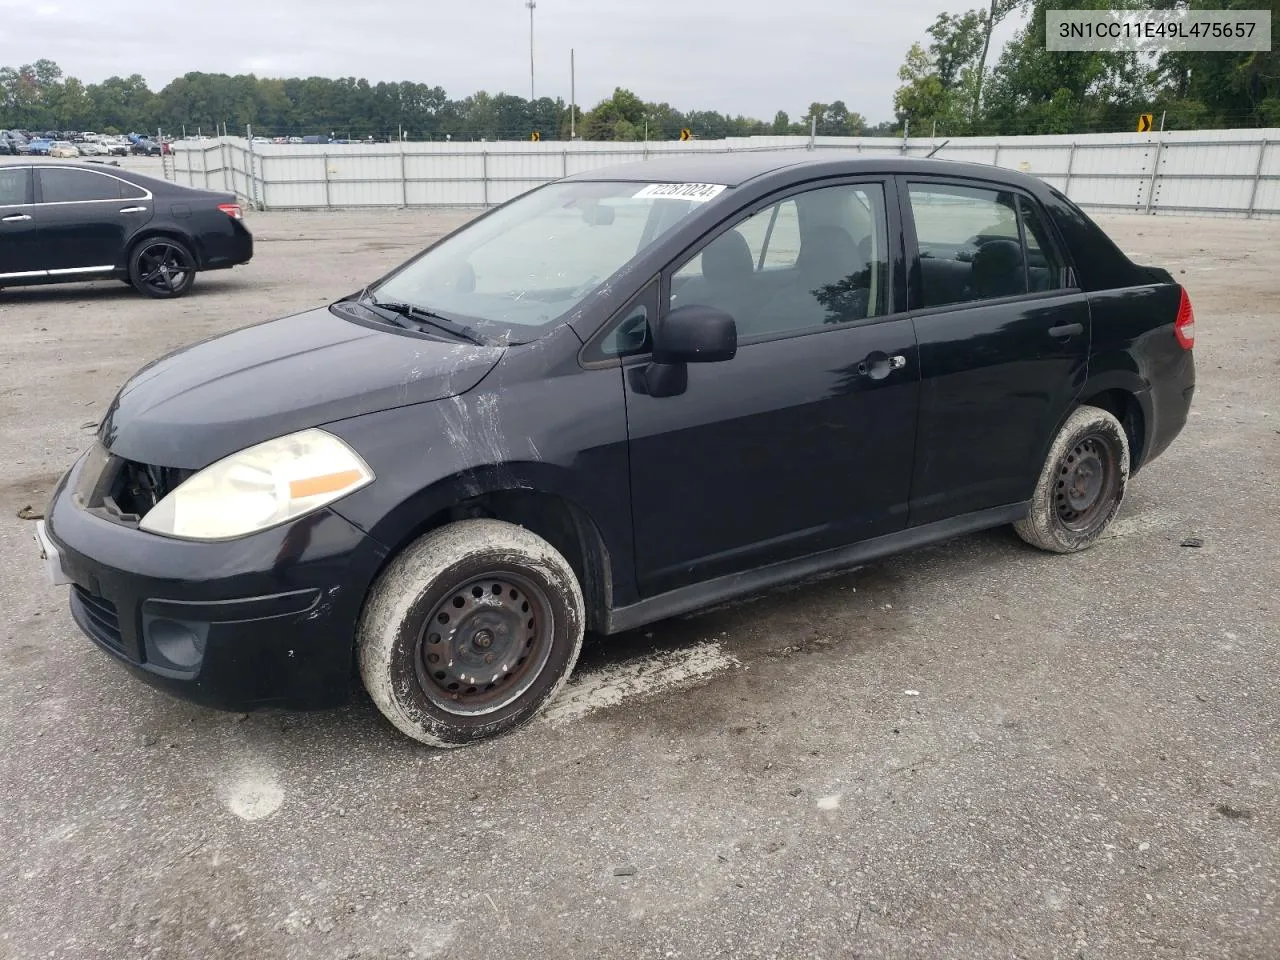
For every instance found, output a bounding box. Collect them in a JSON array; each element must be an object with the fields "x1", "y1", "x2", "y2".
[{"x1": 370, "y1": 181, "x2": 718, "y2": 342}]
